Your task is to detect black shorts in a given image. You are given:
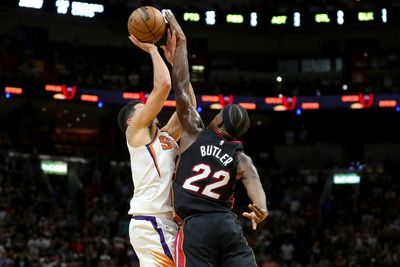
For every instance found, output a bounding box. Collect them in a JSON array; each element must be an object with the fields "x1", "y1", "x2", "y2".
[{"x1": 175, "y1": 212, "x2": 257, "y2": 267}]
